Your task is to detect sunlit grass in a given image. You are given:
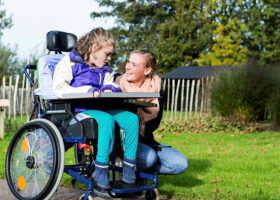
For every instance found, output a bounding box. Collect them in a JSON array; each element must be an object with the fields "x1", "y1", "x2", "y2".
[{"x1": 1, "y1": 116, "x2": 280, "y2": 199}]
